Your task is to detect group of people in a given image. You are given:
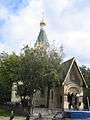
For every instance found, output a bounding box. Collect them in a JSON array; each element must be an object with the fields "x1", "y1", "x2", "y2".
[{"x1": 67, "y1": 92, "x2": 81, "y2": 110}]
